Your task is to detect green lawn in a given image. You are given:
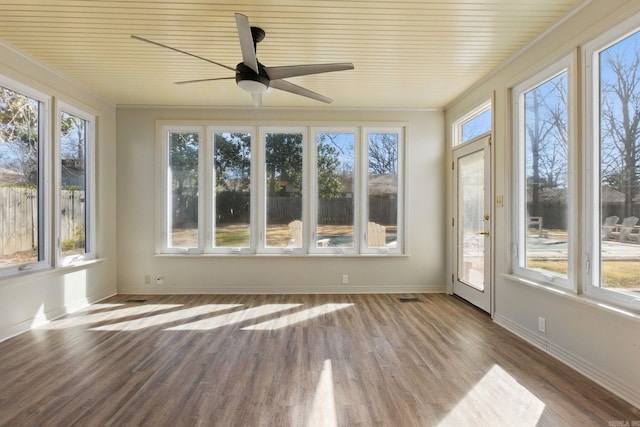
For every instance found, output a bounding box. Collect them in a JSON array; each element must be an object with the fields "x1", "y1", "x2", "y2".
[{"x1": 528, "y1": 259, "x2": 640, "y2": 290}]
